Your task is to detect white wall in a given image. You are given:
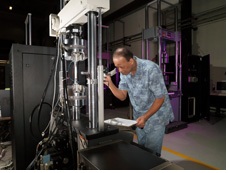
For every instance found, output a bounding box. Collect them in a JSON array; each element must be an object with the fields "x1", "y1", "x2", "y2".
[
  {"x1": 107, "y1": 0, "x2": 178, "y2": 59},
  {"x1": 192, "y1": 20, "x2": 226, "y2": 67},
  {"x1": 192, "y1": 0, "x2": 225, "y2": 14},
  {"x1": 103, "y1": 0, "x2": 134, "y2": 17},
  {"x1": 192, "y1": 0, "x2": 226, "y2": 87},
  {"x1": 105, "y1": 0, "x2": 226, "y2": 86}
]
